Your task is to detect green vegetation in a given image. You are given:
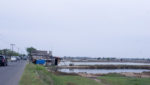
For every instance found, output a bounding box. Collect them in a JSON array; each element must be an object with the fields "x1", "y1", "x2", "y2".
[
  {"x1": 20, "y1": 64, "x2": 101, "y2": 85},
  {"x1": 20, "y1": 64, "x2": 150, "y2": 85},
  {"x1": 51, "y1": 74, "x2": 101, "y2": 85},
  {"x1": 102, "y1": 73, "x2": 125, "y2": 77},
  {"x1": 19, "y1": 64, "x2": 50, "y2": 85},
  {"x1": 26, "y1": 47, "x2": 36, "y2": 56},
  {"x1": 0, "y1": 49, "x2": 21, "y2": 56},
  {"x1": 98, "y1": 74, "x2": 150, "y2": 85}
]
